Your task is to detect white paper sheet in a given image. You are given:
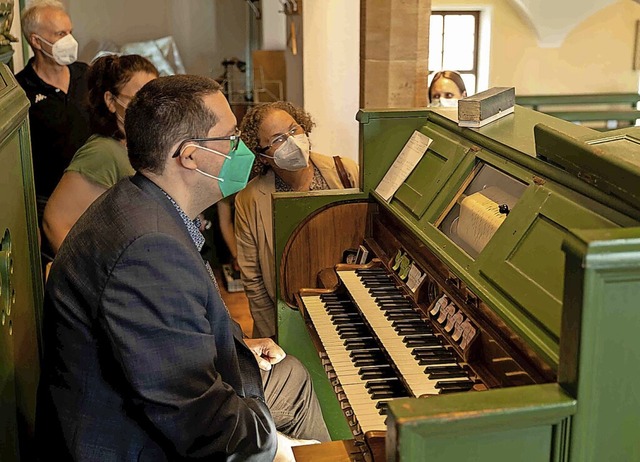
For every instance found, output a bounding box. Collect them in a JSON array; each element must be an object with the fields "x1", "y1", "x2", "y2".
[{"x1": 374, "y1": 130, "x2": 433, "y2": 201}]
